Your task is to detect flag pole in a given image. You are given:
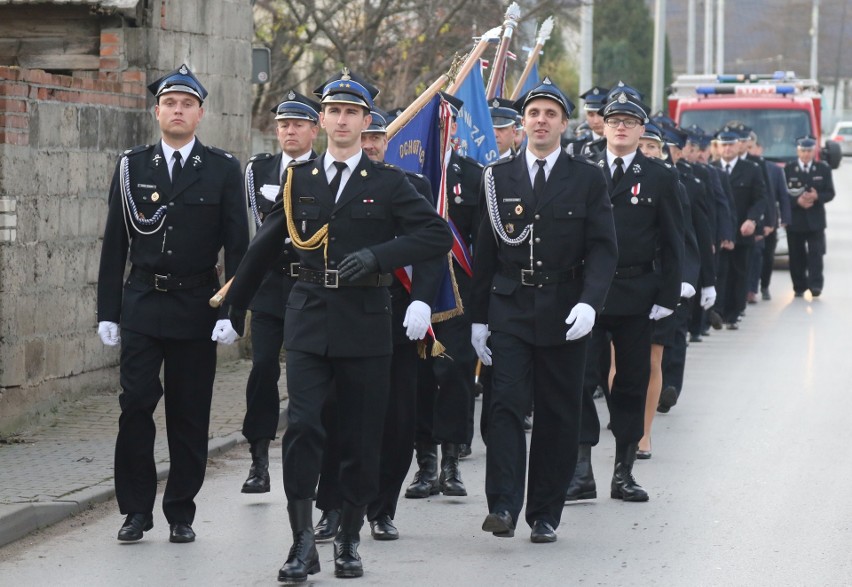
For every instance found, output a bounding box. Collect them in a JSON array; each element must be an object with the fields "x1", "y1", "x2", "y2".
[
  {"x1": 509, "y1": 16, "x2": 554, "y2": 100},
  {"x1": 445, "y1": 26, "x2": 502, "y2": 95},
  {"x1": 484, "y1": 2, "x2": 521, "y2": 100},
  {"x1": 386, "y1": 73, "x2": 450, "y2": 140}
]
